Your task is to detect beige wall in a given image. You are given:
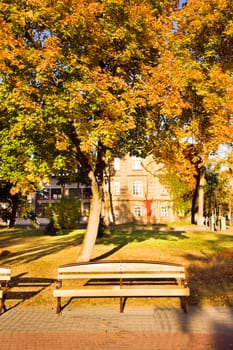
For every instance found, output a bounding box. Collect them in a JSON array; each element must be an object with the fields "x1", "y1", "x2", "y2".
[
  {"x1": 104, "y1": 154, "x2": 175, "y2": 225},
  {"x1": 34, "y1": 156, "x2": 177, "y2": 225}
]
